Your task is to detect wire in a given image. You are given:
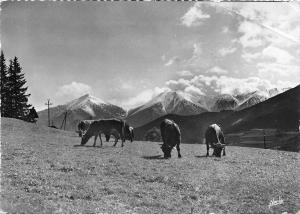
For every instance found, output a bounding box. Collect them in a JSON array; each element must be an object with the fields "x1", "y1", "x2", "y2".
[{"x1": 217, "y1": 3, "x2": 300, "y2": 44}]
